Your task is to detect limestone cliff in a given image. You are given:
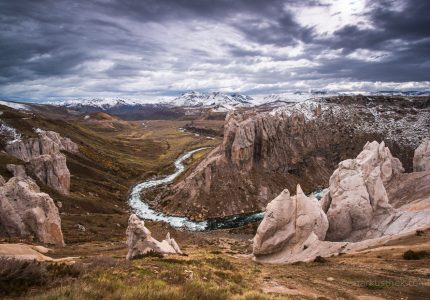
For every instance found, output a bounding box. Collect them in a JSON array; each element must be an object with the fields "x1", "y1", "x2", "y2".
[{"x1": 5, "y1": 130, "x2": 78, "y2": 194}]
